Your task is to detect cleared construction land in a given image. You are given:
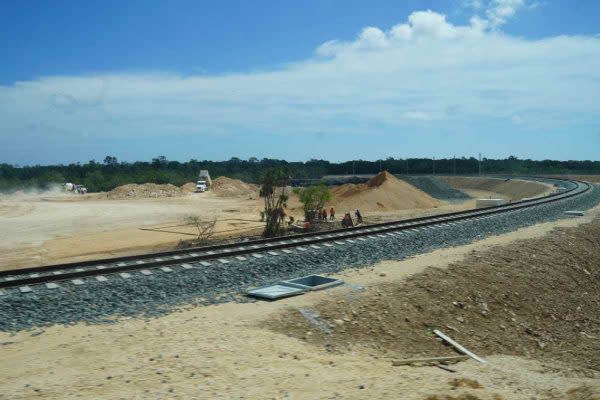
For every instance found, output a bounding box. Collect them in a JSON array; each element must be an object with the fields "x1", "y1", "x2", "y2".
[
  {"x1": 0, "y1": 174, "x2": 568, "y2": 270},
  {"x1": 1, "y1": 202, "x2": 598, "y2": 399}
]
